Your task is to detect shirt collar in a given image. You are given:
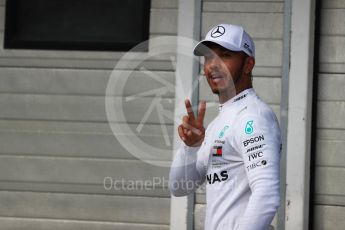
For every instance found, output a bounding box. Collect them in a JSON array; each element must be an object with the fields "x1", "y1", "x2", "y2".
[{"x1": 218, "y1": 88, "x2": 254, "y2": 111}]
